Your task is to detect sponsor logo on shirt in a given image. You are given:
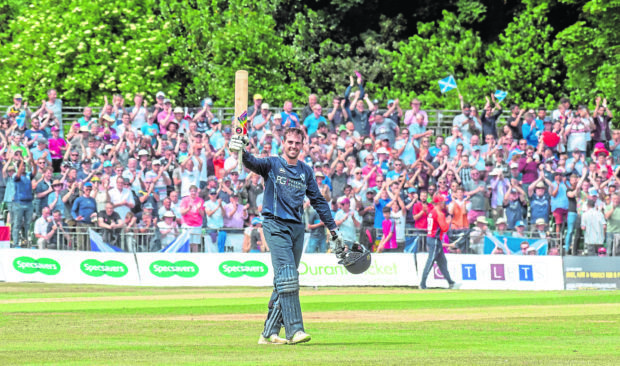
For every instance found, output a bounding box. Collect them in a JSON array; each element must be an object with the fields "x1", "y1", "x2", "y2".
[{"x1": 276, "y1": 175, "x2": 306, "y2": 190}]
